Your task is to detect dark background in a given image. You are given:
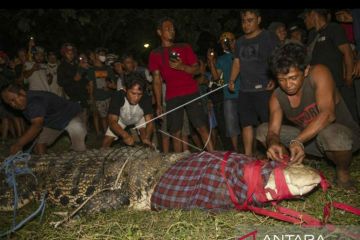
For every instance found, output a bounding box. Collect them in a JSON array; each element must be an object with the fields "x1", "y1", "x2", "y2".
[{"x1": 0, "y1": 9, "x2": 309, "y2": 63}]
